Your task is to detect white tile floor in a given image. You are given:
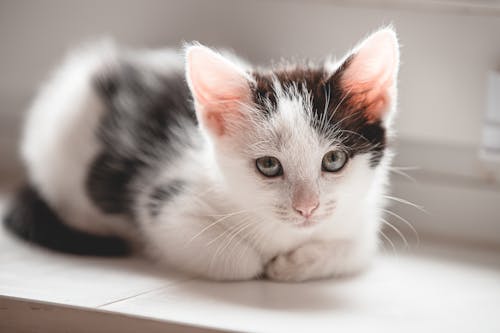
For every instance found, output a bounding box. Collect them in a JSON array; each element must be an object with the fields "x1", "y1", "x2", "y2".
[{"x1": 1, "y1": 198, "x2": 499, "y2": 333}]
